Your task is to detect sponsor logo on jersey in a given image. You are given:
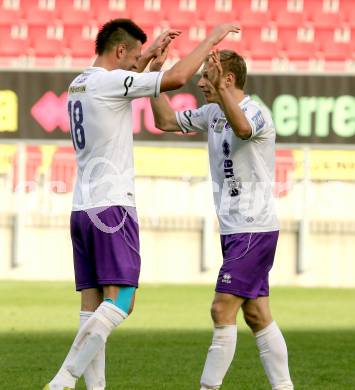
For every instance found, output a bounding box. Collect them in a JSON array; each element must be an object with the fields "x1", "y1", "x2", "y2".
[
  {"x1": 251, "y1": 110, "x2": 265, "y2": 132},
  {"x1": 222, "y1": 273, "x2": 232, "y2": 284},
  {"x1": 224, "y1": 157, "x2": 240, "y2": 197},
  {"x1": 222, "y1": 140, "x2": 230, "y2": 157},
  {"x1": 69, "y1": 85, "x2": 86, "y2": 94}
]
